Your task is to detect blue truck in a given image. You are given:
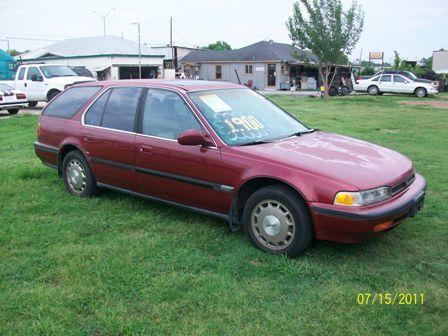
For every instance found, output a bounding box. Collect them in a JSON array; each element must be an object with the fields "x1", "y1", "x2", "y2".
[{"x1": 0, "y1": 48, "x2": 18, "y2": 82}]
